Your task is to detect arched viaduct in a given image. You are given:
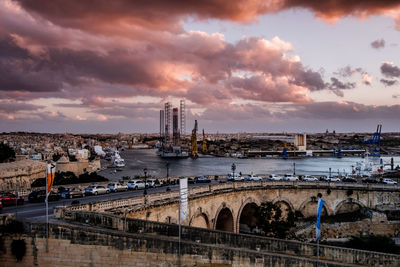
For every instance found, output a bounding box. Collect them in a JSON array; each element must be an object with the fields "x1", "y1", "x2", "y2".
[{"x1": 121, "y1": 182, "x2": 400, "y2": 234}]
